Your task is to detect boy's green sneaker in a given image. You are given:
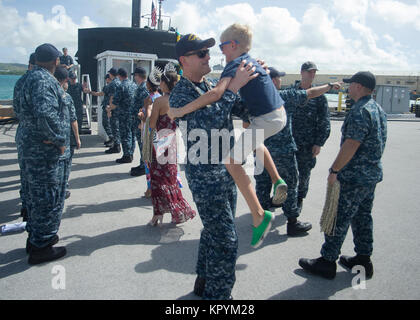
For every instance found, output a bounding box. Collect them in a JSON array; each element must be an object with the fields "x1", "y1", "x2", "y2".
[
  {"x1": 272, "y1": 178, "x2": 288, "y2": 205},
  {"x1": 251, "y1": 211, "x2": 275, "y2": 248}
]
